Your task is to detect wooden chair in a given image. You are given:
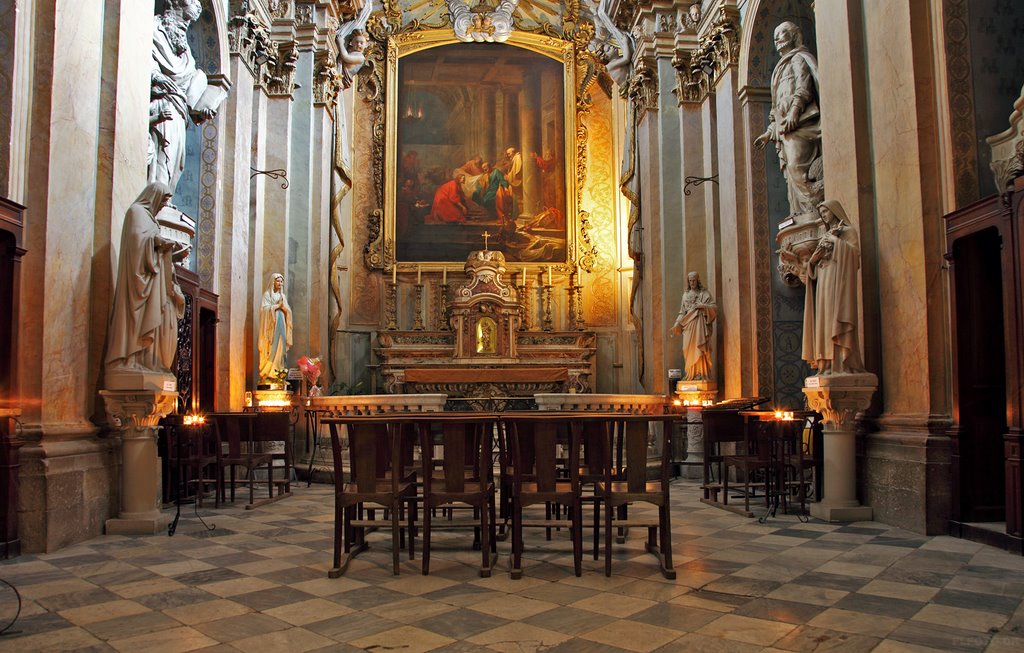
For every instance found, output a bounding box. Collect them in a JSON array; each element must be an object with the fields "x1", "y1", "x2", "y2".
[
  {"x1": 418, "y1": 415, "x2": 498, "y2": 577},
  {"x1": 777, "y1": 411, "x2": 822, "y2": 517},
  {"x1": 208, "y1": 412, "x2": 275, "y2": 507},
  {"x1": 722, "y1": 413, "x2": 775, "y2": 516},
  {"x1": 700, "y1": 397, "x2": 768, "y2": 511},
  {"x1": 164, "y1": 415, "x2": 219, "y2": 508},
  {"x1": 596, "y1": 415, "x2": 676, "y2": 579},
  {"x1": 503, "y1": 414, "x2": 584, "y2": 579},
  {"x1": 253, "y1": 411, "x2": 293, "y2": 504},
  {"x1": 325, "y1": 417, "x2": 417, "y2": 577}
]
